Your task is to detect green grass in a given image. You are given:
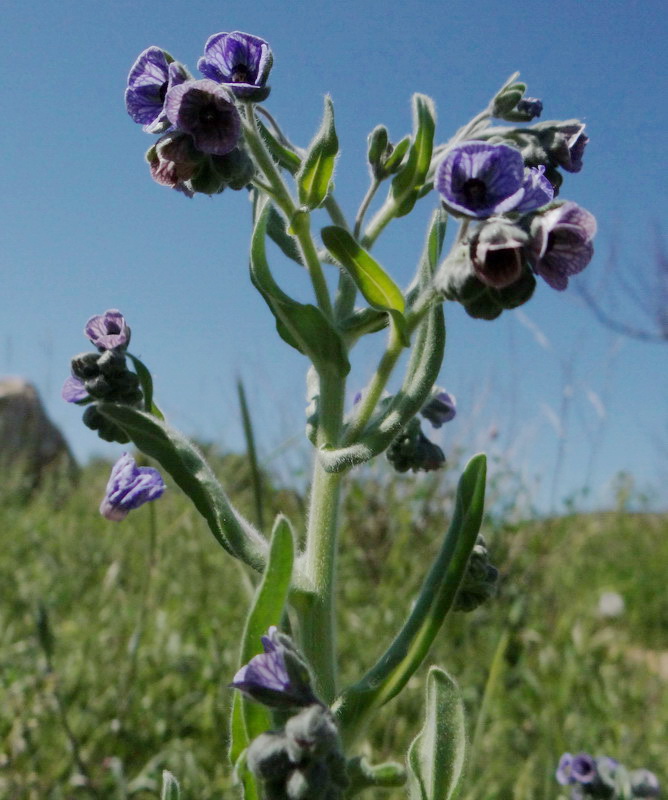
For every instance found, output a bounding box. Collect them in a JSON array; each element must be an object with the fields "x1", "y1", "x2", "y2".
[{"x1": 1, "y1": 456, "x2": 666, "y2": 798}]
